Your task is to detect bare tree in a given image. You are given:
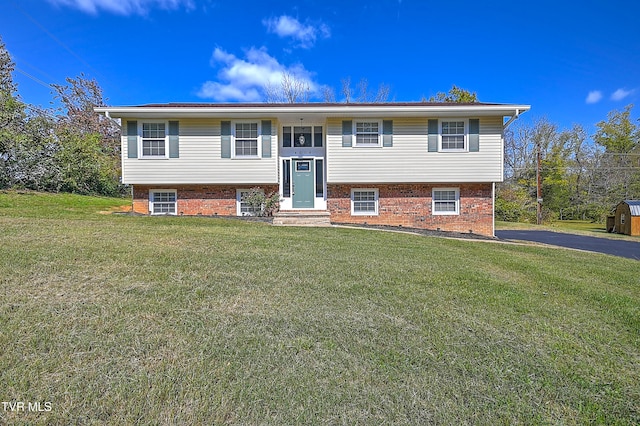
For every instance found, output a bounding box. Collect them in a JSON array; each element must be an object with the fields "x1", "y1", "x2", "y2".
[
  {"x1": 265, "y1": 71, "x2": 311, "y2": 103},
  {"x1": 52, "y1": 73, "x2": 120, "y2": 152},
  {"x1": 341, "y1": 77, "x2": 353, "y2": 103},
  {"x1": 342, "y1": 77, "x2": 390, "y2": 103},
  {"x1": 321, "y1": 86, "x2": 336, "y2": 103},
  {"x1": 356, "y1": 78, "x2": 369, "y2": 103},
  {"x1": 372, "y1": 83, "x2": 391, "y2": 103},
  {"x1": 504, "y1": 123, "x2": 535, "y2": 180}
]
